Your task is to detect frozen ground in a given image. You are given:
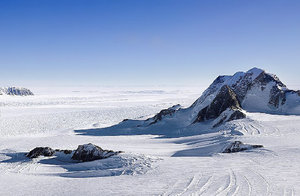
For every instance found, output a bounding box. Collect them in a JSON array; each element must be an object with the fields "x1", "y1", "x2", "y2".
[{"x1": 0, "y1": 86, "x2": 300, "y2": 195}]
